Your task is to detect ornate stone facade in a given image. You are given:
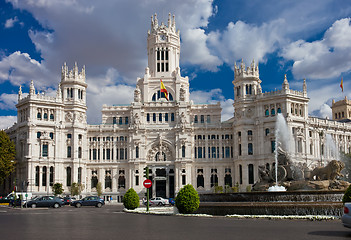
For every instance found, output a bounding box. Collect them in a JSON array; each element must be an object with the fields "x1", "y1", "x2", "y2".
[{"x1": 4, "y1": 14, "x2": 351, "y2": 200}]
